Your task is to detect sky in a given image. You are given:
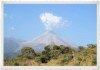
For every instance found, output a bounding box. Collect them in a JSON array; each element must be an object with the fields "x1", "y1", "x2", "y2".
[{"x1": 4, "y1": 4, "x2": 96, "y2": 46}]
